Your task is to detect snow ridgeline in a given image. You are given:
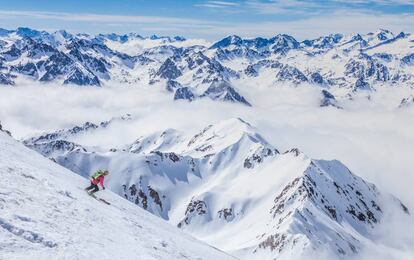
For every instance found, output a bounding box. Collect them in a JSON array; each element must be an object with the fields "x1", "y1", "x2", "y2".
[
  {"x1": 23, "y1": 117, "x2": 410, "y2": 259},
  {"x1": 0, "y1": 131, "x2": 234, "y2": 260}
]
